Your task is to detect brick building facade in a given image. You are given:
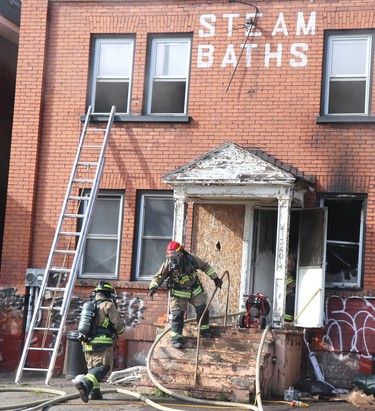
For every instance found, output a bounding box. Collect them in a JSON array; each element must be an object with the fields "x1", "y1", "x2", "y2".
[{"x1": 1, "y1": 0, "x2": 375, "y2": 389}]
